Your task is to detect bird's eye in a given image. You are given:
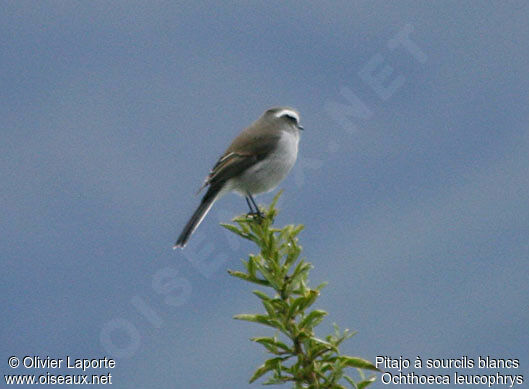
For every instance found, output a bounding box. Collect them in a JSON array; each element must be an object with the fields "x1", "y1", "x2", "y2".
[{"x1": 283, "y1": 114, "x2": 298, "y2": 124}]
